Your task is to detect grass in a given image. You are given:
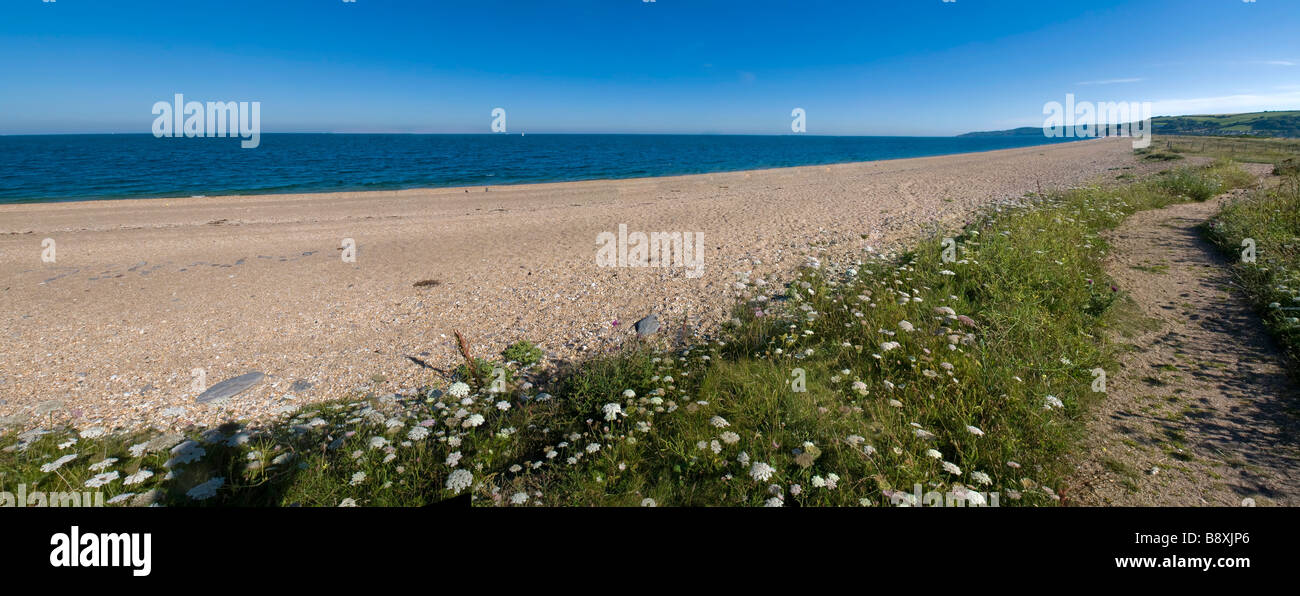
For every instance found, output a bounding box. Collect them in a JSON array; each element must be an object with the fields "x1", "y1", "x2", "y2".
[
  {"x1": 1101, "y1": 457, "x2": 1141, "y2": 493},
  {"x1": 0, "y1": 161, "x2": 1258, "y2": 507},
  {"x1": 1134, "y1": 148, "x2": 1184, "y2": 162},
  {"x1": 1203, "y1": 174, "x2": 1300, "y2": 367},
  {"x1": 1153, "y1": 135, "x2": 1300, "y2": 167}
]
